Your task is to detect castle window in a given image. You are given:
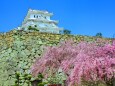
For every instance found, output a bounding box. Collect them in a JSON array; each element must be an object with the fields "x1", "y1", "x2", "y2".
[{"x1": 37, "y1": 16, "x2": 38, "y2": 18}]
